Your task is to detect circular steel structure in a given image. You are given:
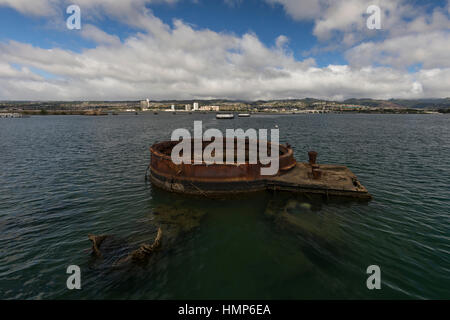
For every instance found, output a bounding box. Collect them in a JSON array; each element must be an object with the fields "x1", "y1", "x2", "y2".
[{"x1": 149, "y1": 139, "x2": 296, "y2": 195}]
